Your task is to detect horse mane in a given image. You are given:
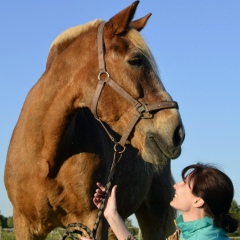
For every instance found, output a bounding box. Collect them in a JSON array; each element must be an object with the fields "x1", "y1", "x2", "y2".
[
  {"x1": 47, "y1": 19, "x2": 158, "y2": 73},
  {"x1": 46, "y1": 19, "x2": 103, "y2": 69},
  {"x1": 50, "y1": 19, "x2": 103, "y2": 50}
]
